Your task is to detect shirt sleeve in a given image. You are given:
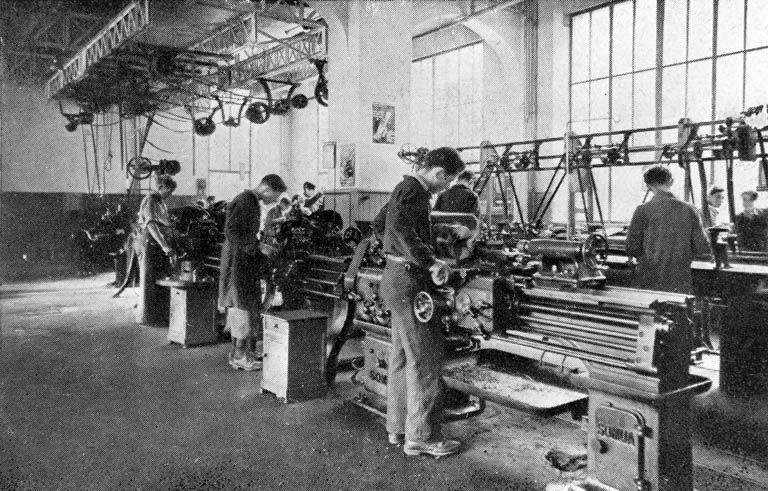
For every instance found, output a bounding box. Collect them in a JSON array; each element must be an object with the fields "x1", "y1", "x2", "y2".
[
  {"x1": 625, "y1": 207, "x2": 645, "y2": 258},
  {"x1": 470, "y1": 193, "x2": 480, "y2": 217},
  {"x1": 372, "y1": 203, "x2": 387, "y2": 237},
  {"x1": 388, "y1": 187, "x2": 435, "y2": 269}
]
